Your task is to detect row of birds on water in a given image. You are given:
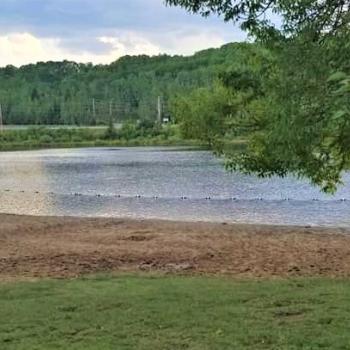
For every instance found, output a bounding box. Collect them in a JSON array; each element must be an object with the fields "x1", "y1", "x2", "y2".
[{"x1": 0, "y1": 188, "x2": 349, "y2": 202}]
